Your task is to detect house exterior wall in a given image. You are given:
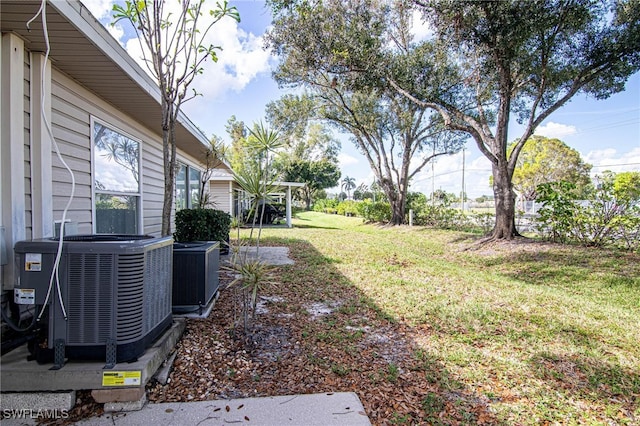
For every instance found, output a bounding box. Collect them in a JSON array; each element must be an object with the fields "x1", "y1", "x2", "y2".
[
  {"x1": 50, "y1": 68, "x2": 207, "y2": 237},
  {"x1": 208, "y1": 179, "x2": 233, "y2": 214},
  {"x1": 1, "y1": 33, "x2": 210, "y2": 289}
]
